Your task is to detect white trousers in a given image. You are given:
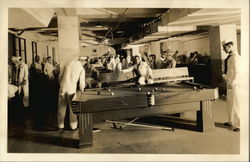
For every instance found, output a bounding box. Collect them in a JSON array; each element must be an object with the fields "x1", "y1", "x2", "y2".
[
  {"x1": 226, "y1": 86, "x2": 240, "y2": 128},
  {"x1": 18, "y1": 83, "x2": 29, "y2": 107},
  {"x1": 58, "y1": 93, "x2": 78, "y2": 129}
]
